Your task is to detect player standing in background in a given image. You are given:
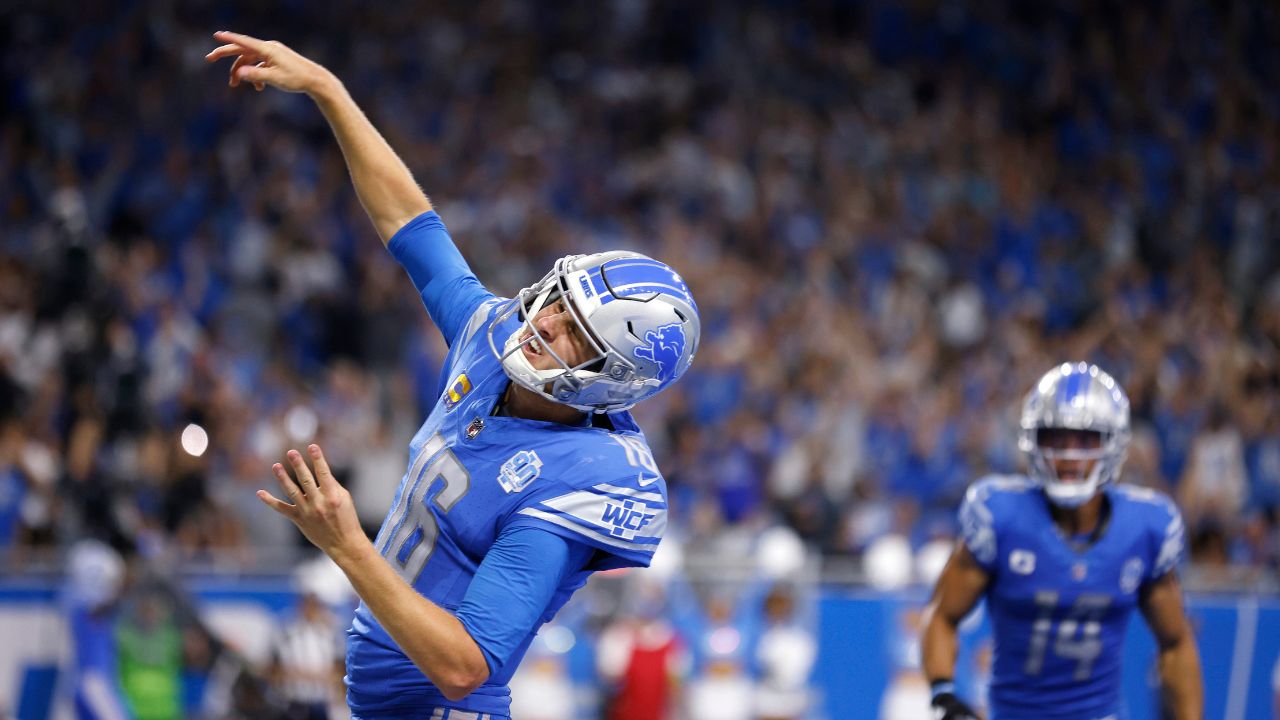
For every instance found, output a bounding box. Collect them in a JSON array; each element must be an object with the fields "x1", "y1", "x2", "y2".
[
  {"x1": 65, "y1": 539, "x2": 130, "y2": 720},
  {"x1": 206, "y1": 31, "x2": 700, "y2": 720},
  {"x1": 921, "y1": 363, "x2": 1203, "y2": 720}
]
